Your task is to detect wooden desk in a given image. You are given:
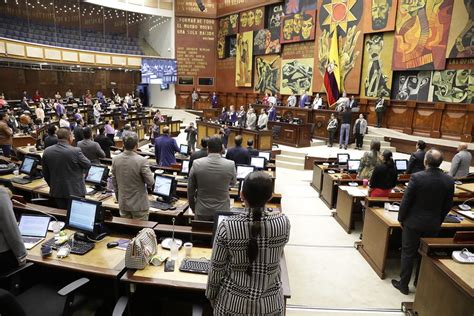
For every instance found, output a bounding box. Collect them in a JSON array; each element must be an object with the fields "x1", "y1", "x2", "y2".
[
  {"x1": 0, "y1": 173, "x2": 48, "y2": 192},
  {"x1": 333, "y1": 185, "x2": 368, "y2": 233},
  {"x1": 253, "y1": 104, "x2": 313, "y2": 124},
  {"x1": 457, "y1": 182, "x2": 474, "y2": 194},
  {"x1": 320, "y1": 172, "x2": 362, "y2": 209},
  {"x1": 196, "y1": 121, "x2": 272, "y2": 151},
  {"x1": 13, "y1": 134, "x2": 36, "y2": 148},
  {"x1": 357, "y1": 207, "x2": 474, "y2": 279},
  {"x1": 411, "y1": 238, "x2": 474, "y2": 315},
  {"x1": 122, "y1": 246, "x2": 291, "y2": 311},
  {"x1": 28, "y1": 230, "x2": 126, "y2": 278},
  {"x1": 267, "y1": 121, "x2": 312, "y2": 148}
]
